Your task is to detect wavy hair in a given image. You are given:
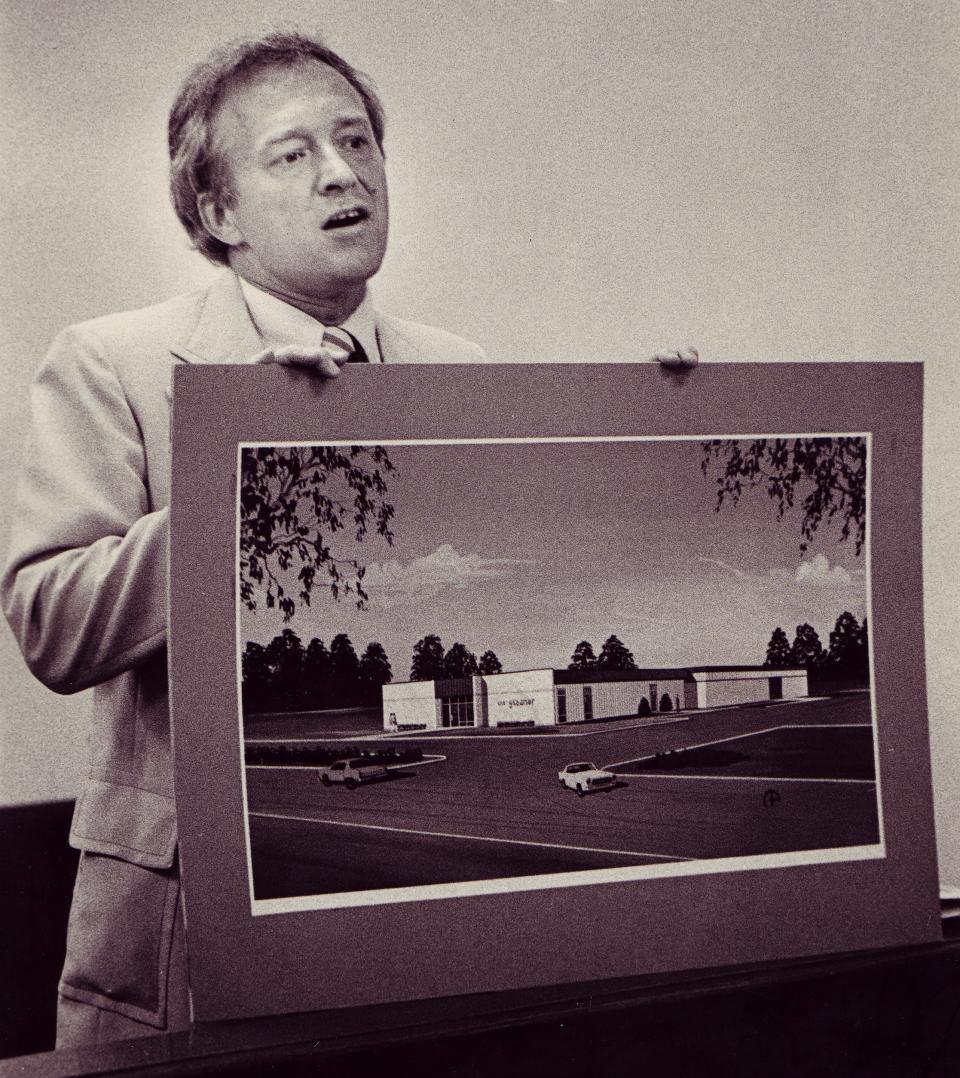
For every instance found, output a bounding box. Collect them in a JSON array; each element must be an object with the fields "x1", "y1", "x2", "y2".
[{"x1": 168, "y1": 32, "x2": 385, "y2": 265}]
